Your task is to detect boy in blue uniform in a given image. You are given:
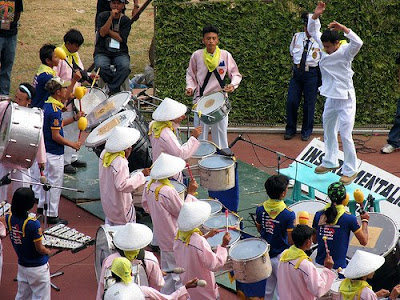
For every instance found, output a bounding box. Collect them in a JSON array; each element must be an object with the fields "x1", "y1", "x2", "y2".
[
  {"x1": 255, "y1": 174, "x2": 295, "y2": 300},
  {"x1": 5, "y1": 187, "x2": 51, "y2": 299}
]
